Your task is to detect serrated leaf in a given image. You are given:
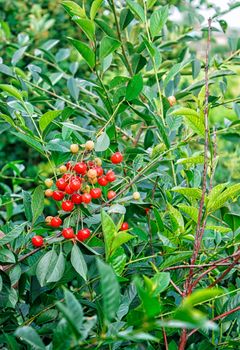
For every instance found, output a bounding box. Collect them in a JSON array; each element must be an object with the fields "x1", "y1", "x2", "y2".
[
  {"x1": 97, "y1": 259, "x2": 120, "y2": 322},
  {"x1": 15, "y1": 326, "x2": 46, "y2": 350},
  {"x1": 167, "y1": 203, "x2": 184, "y2": 232},
  {"x1": 109, "y1": 248, "x2": 127, "y2": 276},
  {"x1": 62, "y1": 1, "x2": 86, "y2": 18},
  {"x1": 176, "y1": 155, "x2": 204, "y2": 165},
  {"x1": 0, "y1": 84, "x2": 23, "y2": 101},
  {"x1": 126, "y1": 74, "x2": 143, "y2": 101},
  {"x1": 126, "y1": 0, "x2": 145, "y2": 22},
  {"x1": 172, "y1": 187, "x2": 202, "y2": 201},
  {"x1": 74, "y1": 19, "x2": 95, "y2": 41},
  {"x1": 68, "y1": 38, "x2": 95, "y2": 68},
  {"x1": 39, "y1": 110, "x2": 61, "y2": 132},
  {"x1": 150, "y1": 6, "x2": 169, "y2": 38},
  {"x1": 178, "y1": 204, "x2": 199, "y2": 223},
  {"x1": 47, "y1": 251, "x2": 65, "y2": 283},
  {"x1": 71, "y1": 244, "x2": 87, "y2": 281},
  {"x1": 205, "y1": 225, "x2": 231, "y2": 233},
  {"x1": 207, "y1": 183, "x2": 240, "y2": 213},
  {"x1": 31, "y1": 185, "x2": 44, "y2": 224},
  {"x1": 95, "y1": 132, "x2": 110, "y2": 152},
  {"x1": 99, "y1": 36, "x2": 121, "y2": 60},
  {"x1": 171, "y1": 108, "x2": 204, "y2": 136},
  {"x1": 90, "y1": 0, "x2": 103, "y2": 20}
]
